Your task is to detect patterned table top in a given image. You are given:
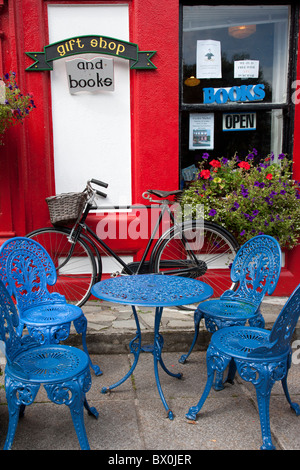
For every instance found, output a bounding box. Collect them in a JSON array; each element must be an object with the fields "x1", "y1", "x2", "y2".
[{"x1": 91, "y1": 274, "x2": 213, "y2": 307}]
